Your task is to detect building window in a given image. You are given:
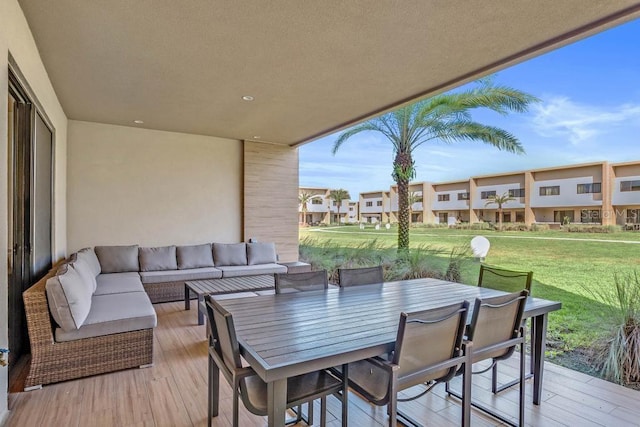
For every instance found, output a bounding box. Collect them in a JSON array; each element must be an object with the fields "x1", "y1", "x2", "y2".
[
  {"x1": 620, "y1": 180, "x2": 640, "y2": 192},
  {"x1": 627, "y1": 209, "x2": 640, "y2": 224},
  {"x1": 376, "y1": 201, "x2": 383, "y2": 206},
  {"x1": 577, "y1": 183, "x2": 601, "y2": 194},
  {"x1": 457, "y1": 192, "x2": 469, "y2": 200},
  {"x1": 365, "y1": 201, "x2": 373, "y2": 207},
  {"x1": 581, "y1": 209, "x2": 601, "y2": 224},
  {"x1": 437, "y1": 194, "x2": 450, "y2": 202},
  {"x1": 480, "y1": 191, "x2": 496, "y2": 199},
  {"x1": 508, "y1": 188, "x2": 525, "y2": 197},
  {"x1": 438, "y1": 212, "x2": 448, "y2": 224},
  {"x1": 539, "y1": 186, "x2": 560, "y2": 196},
  {"x1": 311, "y1": 198, "x2": 322, "y2": 205},
  {"x1": 553, "y1": 210, "x2": 574, "y2": 223},
  {"x1": 349, "y1": 207, "x2": 354, "y2": 211}
]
